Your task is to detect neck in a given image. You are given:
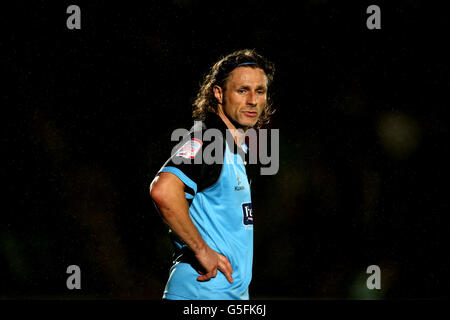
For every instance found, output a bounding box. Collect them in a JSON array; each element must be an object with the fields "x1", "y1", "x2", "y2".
[{"x1": 216, "y1": 107, "x2": 246, "y2": 147}]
